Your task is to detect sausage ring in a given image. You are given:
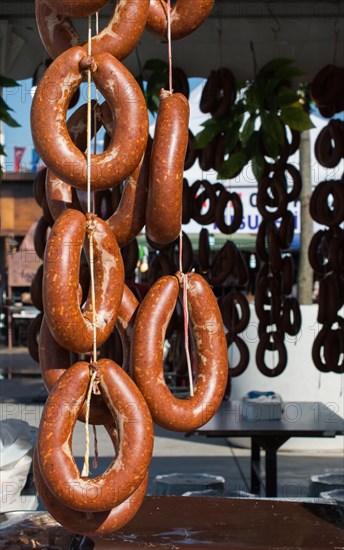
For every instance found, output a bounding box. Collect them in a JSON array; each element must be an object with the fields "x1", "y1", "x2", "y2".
[
  {"x1": 256, "y1": 332, "x2": 287, "y2": 377},
  {"x1": 43, "y1": 209, "x2": 124, "y2": 354},
  {"x1": 33, "y1": 447, "x2": 148, "y2": 537},
  {"x1": 31, "y1": 46, "x2": 148, "y2": 191},
  {"x1": 42, "y1": 0, "x2": 109, "y2": 17},
  {"x1": 221, "y1": 290, "x2": 250, "y2": 334},
  {"x1": 131, "y1": 273, "x2": 228, "y2": 431},
  {"x1": 146, "y1": 0, "x2": 215, "y2": 40},
  {"x1": 35, "y1": 0, "x2": 150, "y2": 60},
  {"x1": 191, "y1": 180, "x2": 217, "y2": 225},
  {"x1": 37, "y1": 359, "x2": 153, "y2": 512},
  {"x1": 215, "y1": 190, "x2": 243, "y2": 234},
  {"x1": 226, "y1": 333, "x2": 250, "y2": 377},
  {"x1": 257, "y1": 176, "x2": 288, "y2": 220},
  {"x1": 281, "y1": 297, "x2": 302, "y2": 336}
]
